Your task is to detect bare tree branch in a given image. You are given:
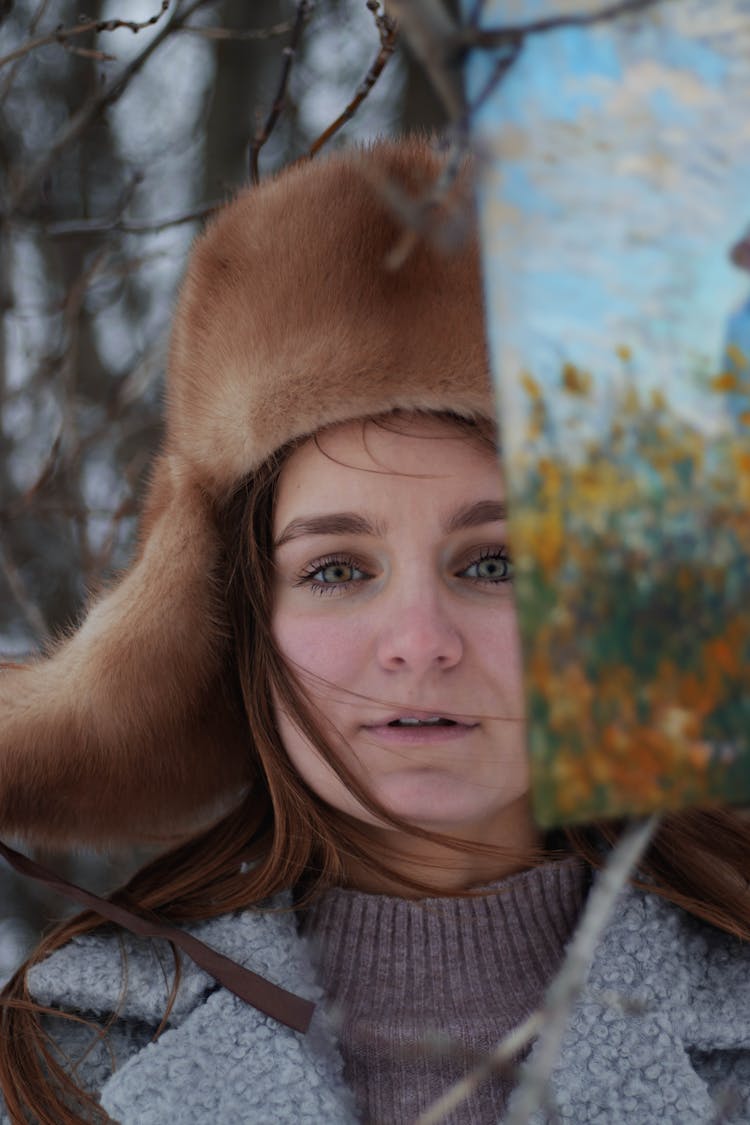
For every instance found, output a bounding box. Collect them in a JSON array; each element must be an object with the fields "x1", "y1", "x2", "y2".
[
  {"x1": 38, "y1": 200, "x2": 221, "y2": 238},
  {"x1": 457, "y1": 0, "x2": 663, "y2": 49},
  {"x1": 249, "y1": 0, "x2": 314, "y2": 186},
  {"x1": 415, "y1": 1011, "x2": 544, "y2": 1125},
  {"x1": 308, "y1": 1, "x2": 398, "y2": 159},
  {"x1": 0, "y1": 0, "x2": 52, "y2": 104},
  {"x1": 505, "y1": 816, "x2": 660, "y2": 1125},
  {"x1": 177, "y1": 20, "x2": 295, "y2": 42},
  {"x1": 0, "y1": 1, "x2": 171, "y2": 71}
]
